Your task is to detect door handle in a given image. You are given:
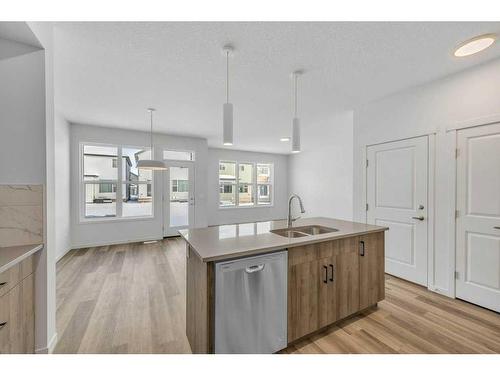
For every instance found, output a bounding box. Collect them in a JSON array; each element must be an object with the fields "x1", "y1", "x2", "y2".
[
  {"x1": 359, "y1": 241, "x2": 365, "y2": 257},
  {"x1": 329, "y1": 264, "x2": 334, "y2": 282},
  {"x1": 323, "y1": 265, "x2": 328, "y2": 284},
  {"x1": 245, "y1": 264, "x2": 265, "y2": 274},
  {"x1": 494, "y1": 226, "x2": 500, "y2": 230},
  {"x1": 412, "y1": 216, "x2": 425, "y2": 221}
]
